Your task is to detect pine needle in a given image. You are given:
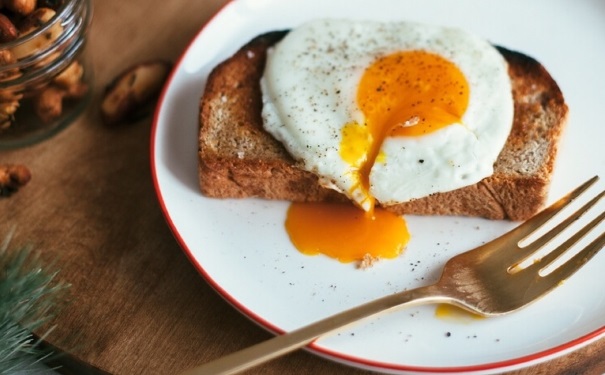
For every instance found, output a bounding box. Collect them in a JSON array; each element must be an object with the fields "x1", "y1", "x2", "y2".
[{"x1": 0, "y1": 232, "x2": 70, "y2": 374}]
